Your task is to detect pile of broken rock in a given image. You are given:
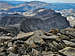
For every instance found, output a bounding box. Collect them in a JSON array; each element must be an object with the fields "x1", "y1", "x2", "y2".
[{"x1": 0, "y1": 27, "x2": 75, "y2": 56}]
